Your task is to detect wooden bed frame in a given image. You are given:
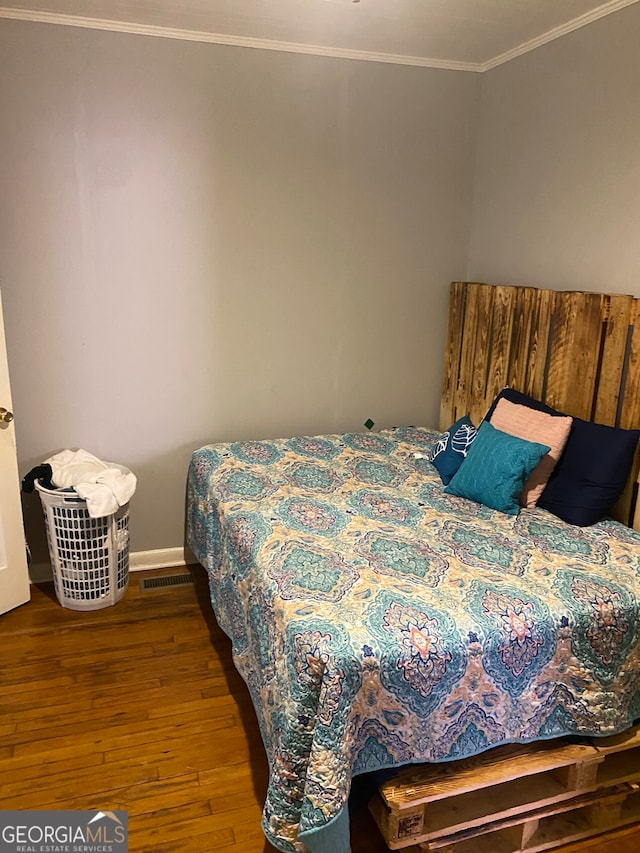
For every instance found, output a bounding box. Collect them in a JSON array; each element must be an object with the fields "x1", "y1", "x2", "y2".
[
  {"x1": 371, "y1": 723, "x2": 640, "y2": 852},
  {"x1": 439, "y1": 281, "x2": 640, "y2": 529},
  {"x1": 369, "y1": 280, "x2": 640, "y2": 853}
]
